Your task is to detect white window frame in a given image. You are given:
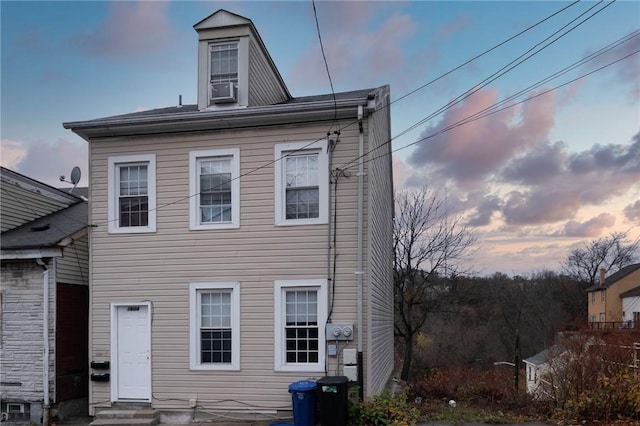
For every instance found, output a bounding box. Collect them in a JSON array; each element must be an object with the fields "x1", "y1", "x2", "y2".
[
  {"x1": 274, "y1": 278, "x2": 327, "y2": 372},
  {"x1": 189, "y1": 148, "x2": 240, "y2": 230},
  {"x1": 108, "y1": 154, "x2": 156, "y2": 234},
  {"x1": 274, "y1": 140, "x2": 328, "y2": 226},
  {"x1": 189, "y1": 282, "x2": 240, "y2": 371},
  {"x1": 209, "y1": 41, "x2": 239, "y2": 103}
]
